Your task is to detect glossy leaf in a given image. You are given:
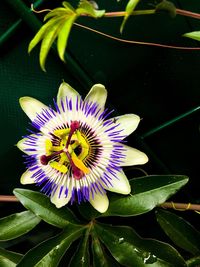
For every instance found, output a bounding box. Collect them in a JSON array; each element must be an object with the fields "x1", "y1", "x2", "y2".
[
  {"x1": 78, "y1": 202, "x2": 100, "y2": 221},
  {"x1": 39, "y1": 18, "x2": 66, "y2": 71},
  {"x1": 156, "y1": 209, "x2": 200, "y2": 255},
  {"x1": 155, "y1": 0, "x2": 176, "y2": 18},
  {"x1": 76, "y1": 0, "x2": 105, "y2": 18},
  {"x1": 91, "y1": 230, "x2": 120, "y2": 267},
  {"x1": 0, "y1": 211, "x2": 40, "y2": 241},
  {"x1": 68, "y1": 230, "x2": 90, "y2": 267},
  {"x1": 95, "y1": 223, "x2": 186, "y2": 267},
  {"x1": 28, "y1": 17, "x2": 63, "y2": 53},
  {"x1": 14, "y1": 188, "x2": 79, "y2": 228},
  {"x1": 120, "y1": 0, "x2": 140, "y2": 33},
  {"x1": 103, "y1": 175, "x2": 189, "y2": 217},
  {"x1": 186, "y1": 256, "x2": 200, "y2": 267},
  {"x1": 17, "y1": 224, "x2": 85, "y2": 267},
  {"x1": 44, "y1": 8, "x2": 73, "y2": 21},
  {"x1": 183, "y1": 31, "x2": 200, "y2": 42},
  {"x1": 57, "y1": 14, "x2": 77, "y2": 61},
  {"x1": 62, "y1": 1, "x2": 76, "y2": 12},
  {"x1": 138, "y1": 238, "x2": 186, "y2": 266},
  {"x1": 94, "y1": 223, "x2": 149, "y2": 266},
  {"x1": 0, "y1": 248, "x2": 23, "y2": 267}
]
